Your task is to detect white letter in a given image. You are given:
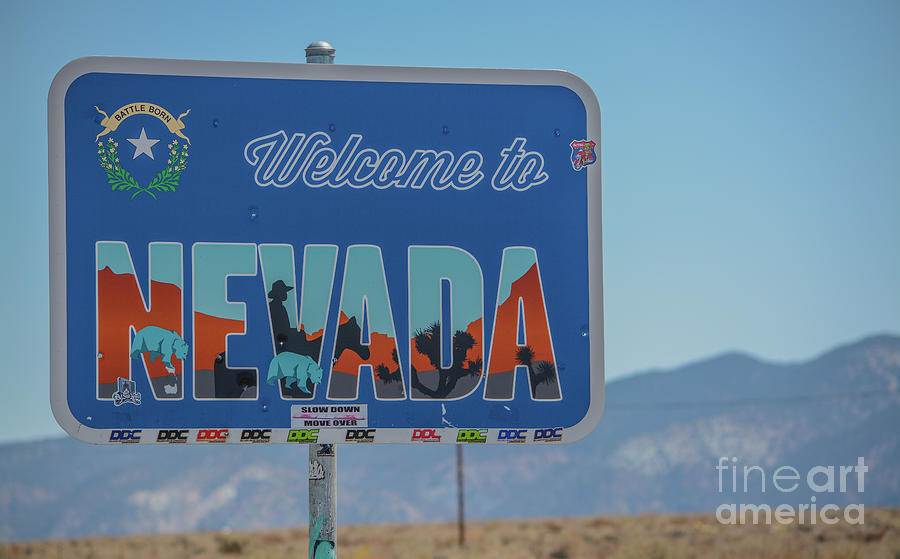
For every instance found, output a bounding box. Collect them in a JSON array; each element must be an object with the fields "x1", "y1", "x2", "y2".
[
  {"x1": 743, "y1": 465, "x2": 766, "y2": 493},
  {"x1": 773, "y1": 466, "x2": 800, "y2": 492},
  {"x1": 844, "y1": 504, "x2": 865, "y2": 525},
  {"x1": 820, "y1": 504, "x2": 839, "y2": 525},
  {"x1": 807, "y1": 465, "x2": 835, "y2": 493},
  {"x1": 739, "y1": 504, "x2": 772, "y2": 525},
  {"x1": 774, "y1": 504, "x2": 795, "y2": 525},
  {"x1": 854, "y1": 457, "x2": 868, "y2": 492},
  {"x1": 716, "y1": 457, "x2": 729, "y2": 492},
  {"x1": 839, "y1": 465, "x2": 852, "y2": 493},
  {"x1": 715, "y1": 504, "x2": 736, "y2": 525}
]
